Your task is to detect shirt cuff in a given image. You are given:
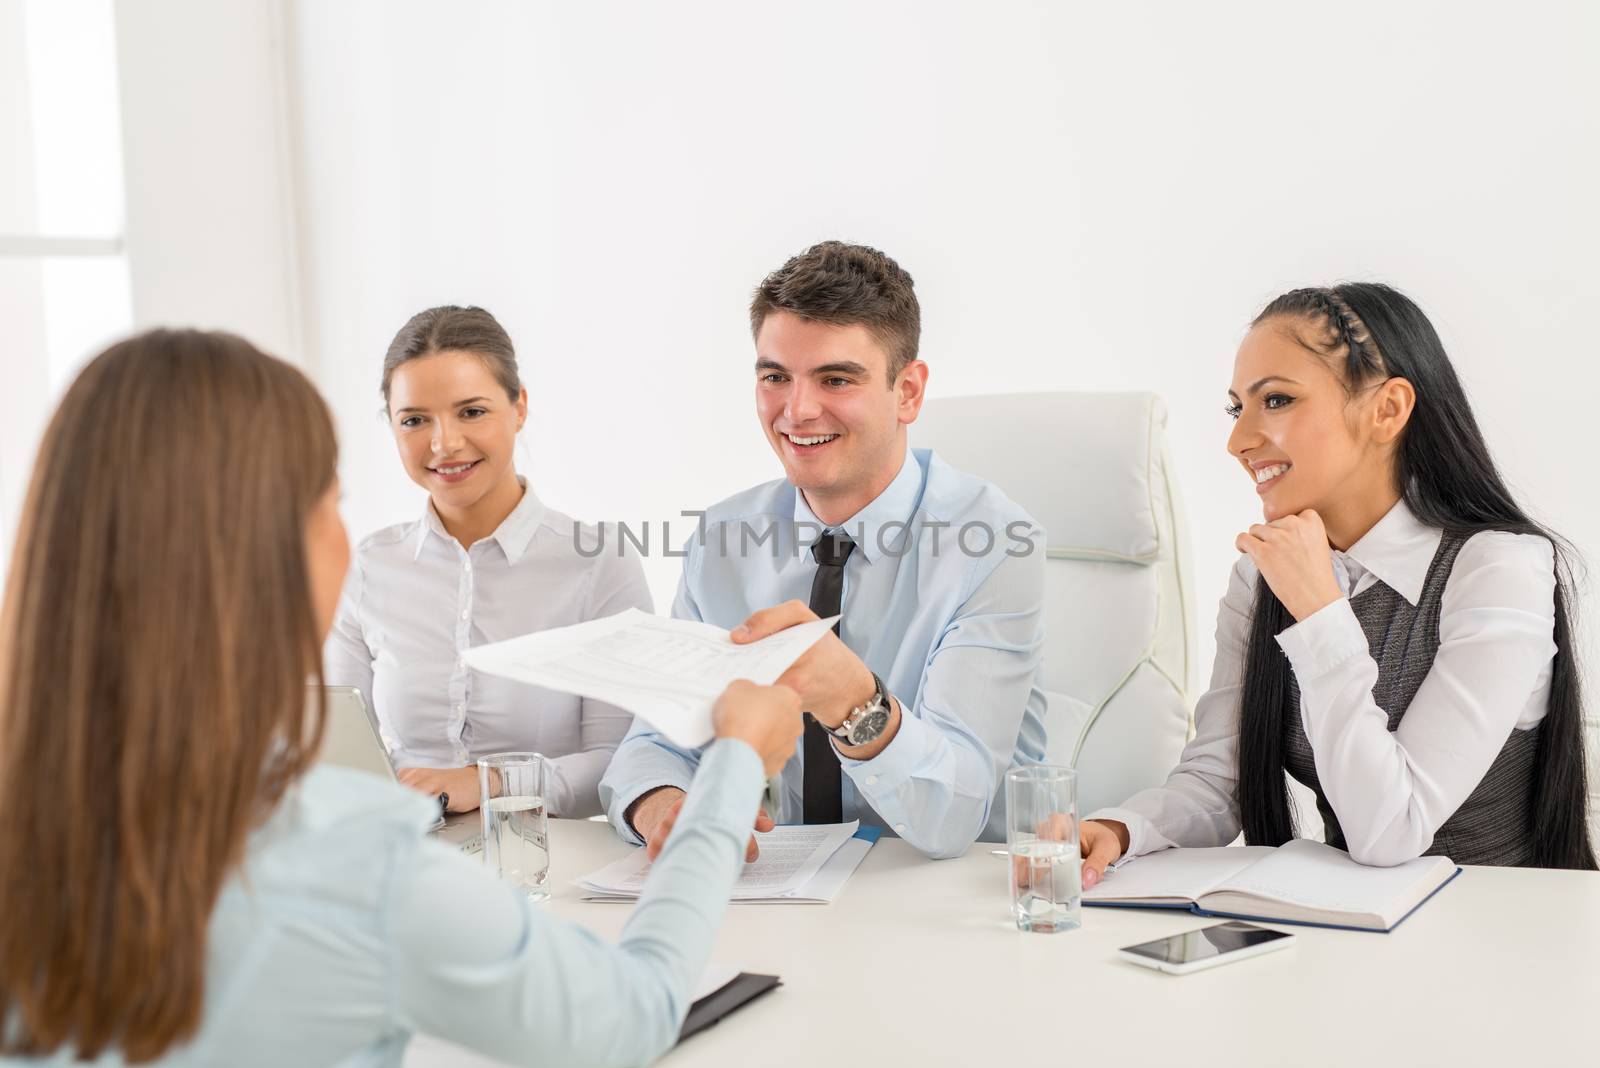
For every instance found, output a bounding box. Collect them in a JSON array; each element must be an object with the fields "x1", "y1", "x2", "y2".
[
  {"x1": 1275, "y1": 596, "x2": 1368, "y2": 680},
  {"x1": 1084, "y1": 806, "x2": 1177, "y2": 861},
  {"x1": 615, "y1": 774, "x2": 696, "y2": 845},
  {"x1": 834, "y1": 703, "x2": 933, "y2": 837},
  {"x1": 837, "y1": 701, "x2": 929, "y2": 784}
]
